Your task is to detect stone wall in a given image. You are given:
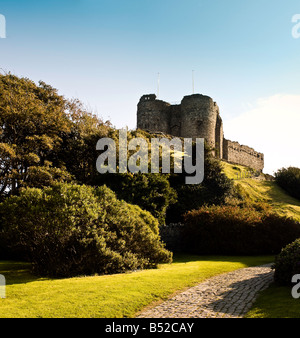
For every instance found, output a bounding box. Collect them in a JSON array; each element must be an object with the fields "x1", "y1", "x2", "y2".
[
  {"x1": 169, "y1": 104, "x2": 182, "y2": 137},
  {"x1": 223, "y1": 139, "x2": 264, "y2": 172}
]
